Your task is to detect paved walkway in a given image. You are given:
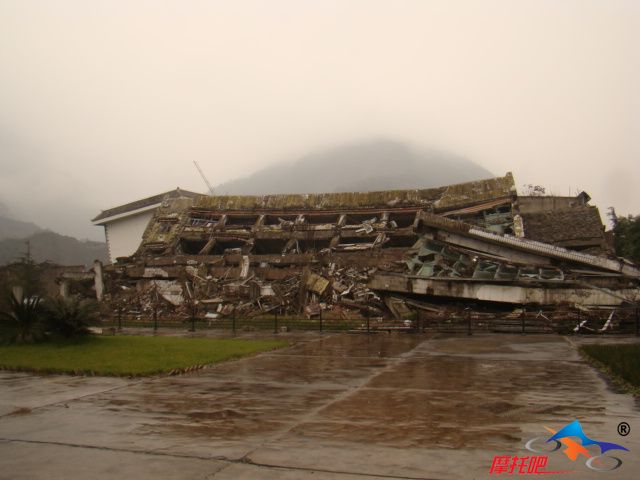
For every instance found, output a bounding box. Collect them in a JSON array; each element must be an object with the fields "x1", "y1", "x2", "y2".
[{"x1": 1, "y1": 333, "x2": 638, "y2": 479}]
